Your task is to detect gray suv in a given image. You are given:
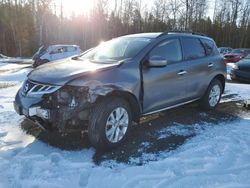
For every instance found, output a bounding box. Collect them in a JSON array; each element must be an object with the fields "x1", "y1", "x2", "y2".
[{"x1": 14, "y1": 32, "x2": 226, "y2": 150}]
